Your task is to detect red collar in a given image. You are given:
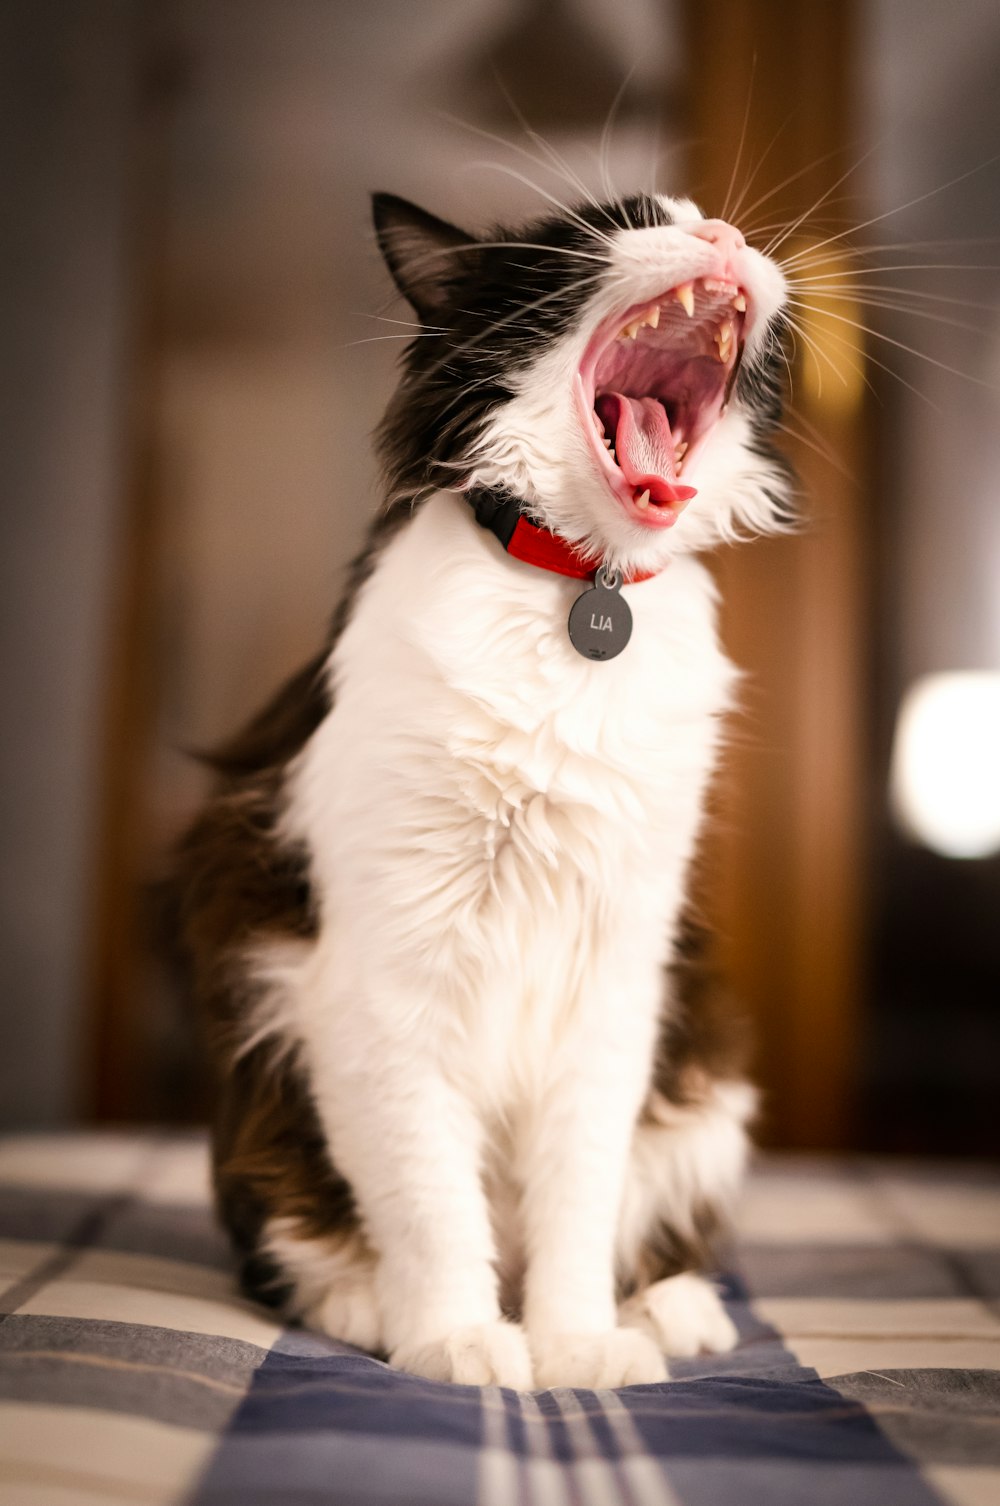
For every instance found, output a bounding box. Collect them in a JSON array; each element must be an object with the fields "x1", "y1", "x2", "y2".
[{"x1": 466, "y1": 487, "x2": 660, "y2": 585}]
